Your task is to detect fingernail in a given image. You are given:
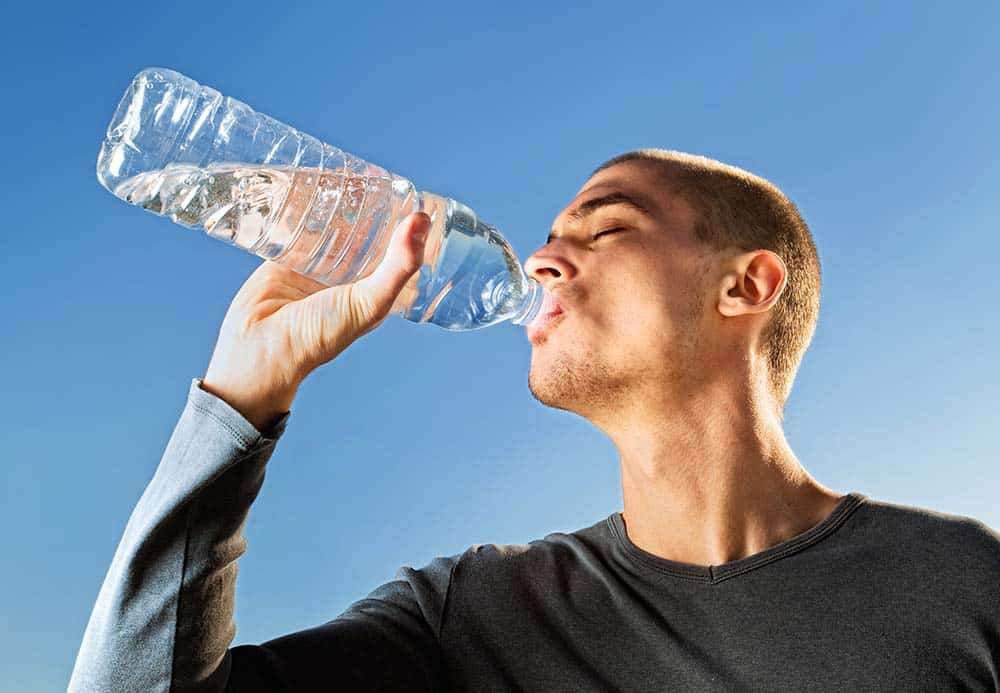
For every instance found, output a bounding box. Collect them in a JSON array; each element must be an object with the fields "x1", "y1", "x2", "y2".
[{"x1": 414, "y1": 216, "x2": 430, "y2": 243}]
